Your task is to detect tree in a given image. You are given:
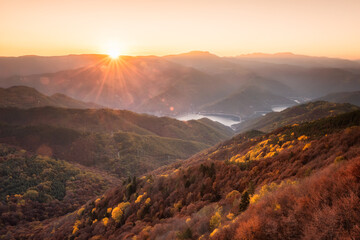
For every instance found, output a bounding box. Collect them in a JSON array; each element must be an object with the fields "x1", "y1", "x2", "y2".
[
  {"x1": 239, "y1": 191, "x2": 250, "y2": 212},
  {"x1": 210, "y1": 209, "x2": 222, "y2": 230}
]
